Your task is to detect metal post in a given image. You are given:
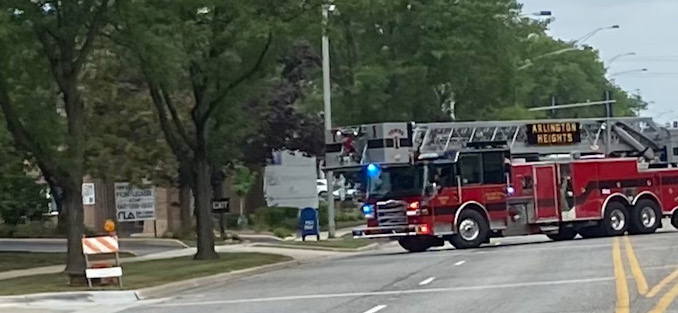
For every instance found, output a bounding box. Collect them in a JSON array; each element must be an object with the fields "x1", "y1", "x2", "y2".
[
  {"x1": 605, "y1": 90, "x2": 612, "y2": 155},
  {"x1": 322, "y1": 4, "x2": 336, "y2": 238},
  {"x1": 550, "y1": 96, "x2": 556, "y2": 118}
]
